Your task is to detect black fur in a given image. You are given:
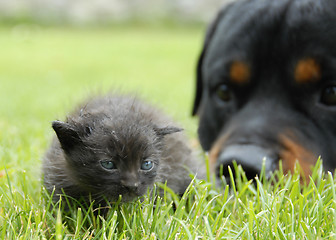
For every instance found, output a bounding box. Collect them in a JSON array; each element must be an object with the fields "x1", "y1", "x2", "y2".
[
  {"x1": 43, "y1": 94, "x2": 204, "y2": 206},
  {"x1": 193, "y1": 0, "x2": 336, "y2": 180}
]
